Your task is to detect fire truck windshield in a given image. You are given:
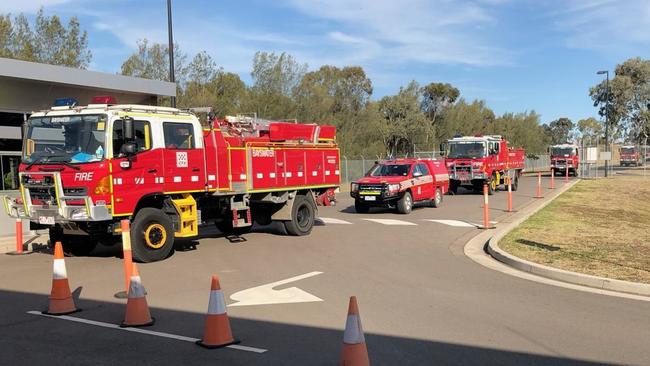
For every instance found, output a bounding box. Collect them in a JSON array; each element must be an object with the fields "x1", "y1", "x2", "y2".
[
  {"x1": 621, "y1": 147, "x2": 635, "y2": 154},
  {"x1": 448, "y1": 142, "x2": 486, "y2": 158},
  {"x1": 368, "y1": 164, "x2": 411, "y2": 177},
  {"x1": 23, "y1": 114, "x2": 107, "y2": 165},
  {"x1": 551, "y1": 147, "x2": 576, "y2": 156}
]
